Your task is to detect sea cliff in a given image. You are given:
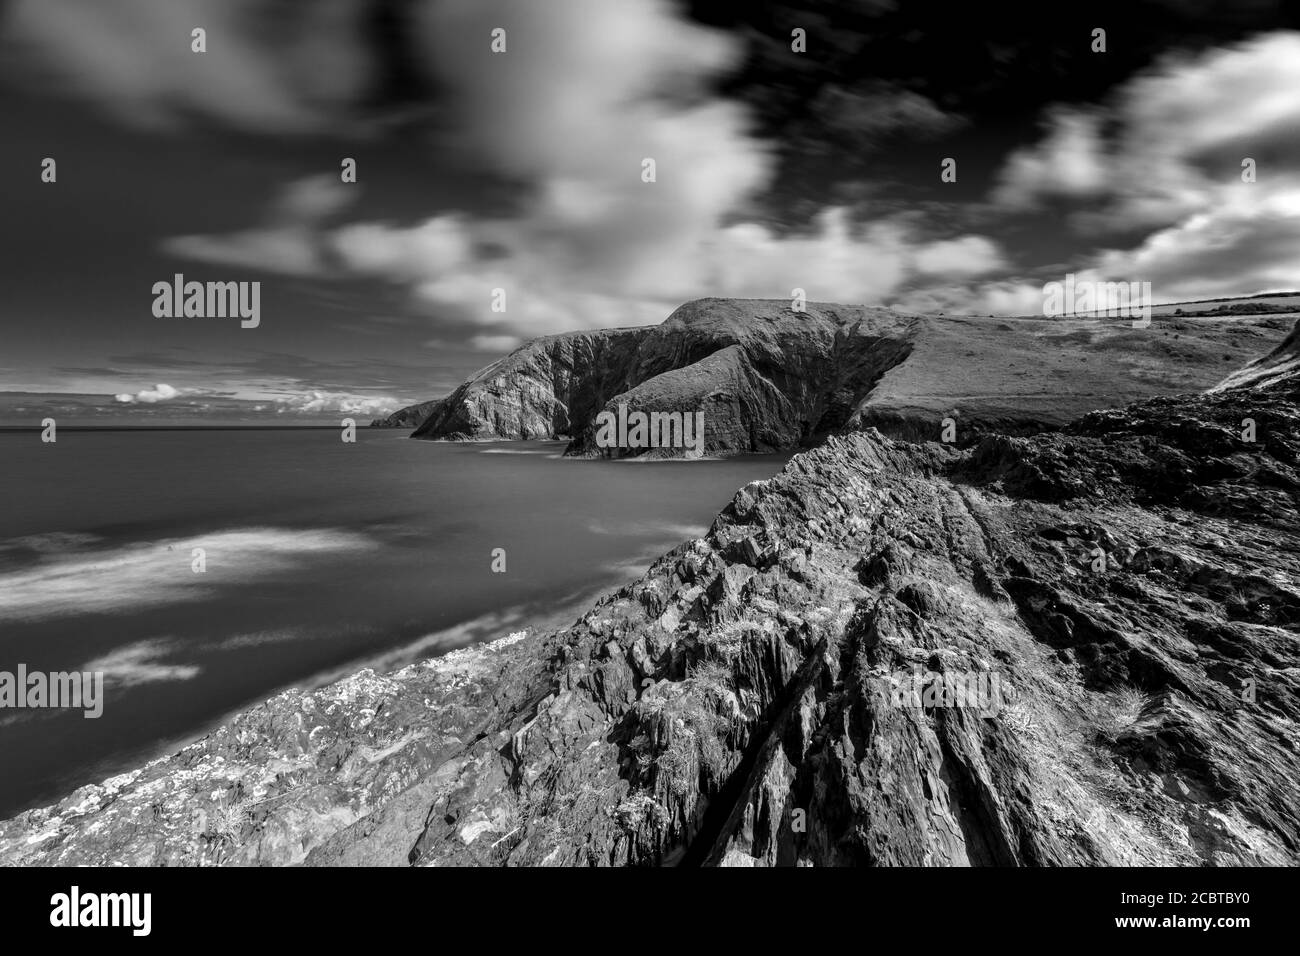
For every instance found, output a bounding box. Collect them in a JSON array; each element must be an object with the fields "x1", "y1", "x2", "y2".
[{"x1": 5, "y1": 323, "x2": 1297, "y2": 866}]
